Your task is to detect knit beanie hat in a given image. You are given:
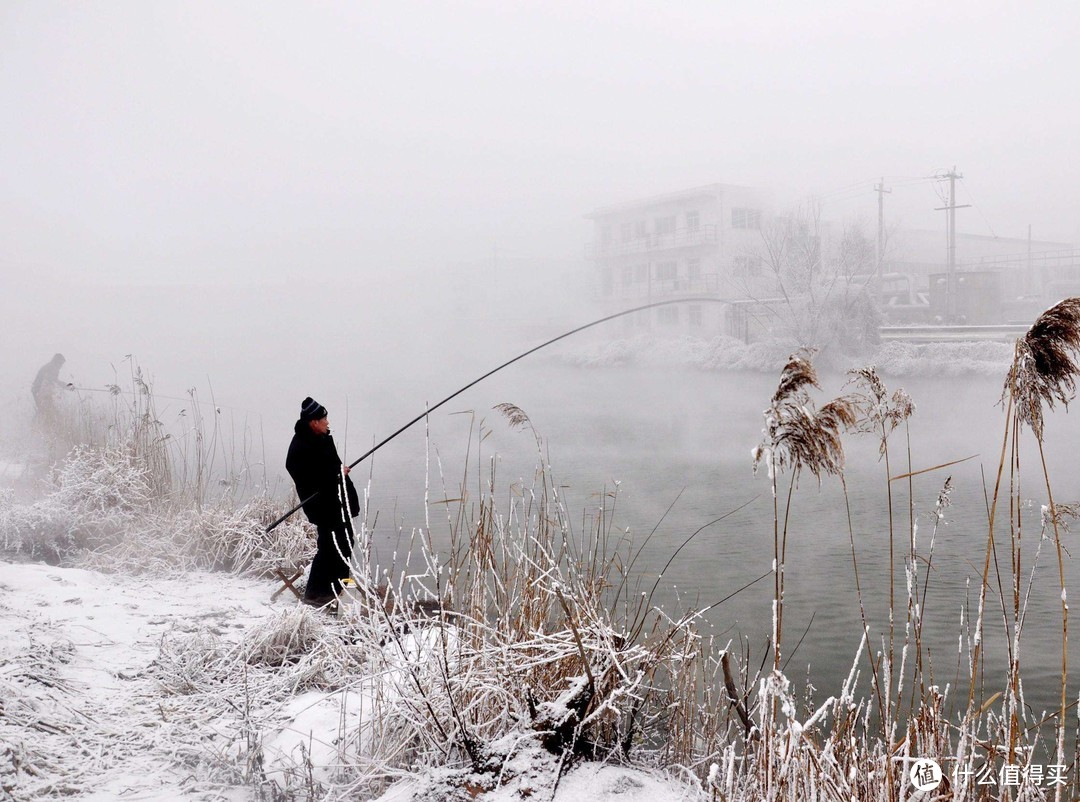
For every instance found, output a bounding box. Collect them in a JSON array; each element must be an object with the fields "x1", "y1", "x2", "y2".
[{"x1": 300, "y1": 397, "x2": 328, "y2": 421}]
